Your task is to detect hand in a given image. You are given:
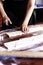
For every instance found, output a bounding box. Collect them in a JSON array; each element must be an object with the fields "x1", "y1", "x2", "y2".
[
  {"x1": 3, "y1": 15, "x2": 12, "y2": 25},
  {"x1": 22, "y1": 23, "x2": 29, "y2": 32}
]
